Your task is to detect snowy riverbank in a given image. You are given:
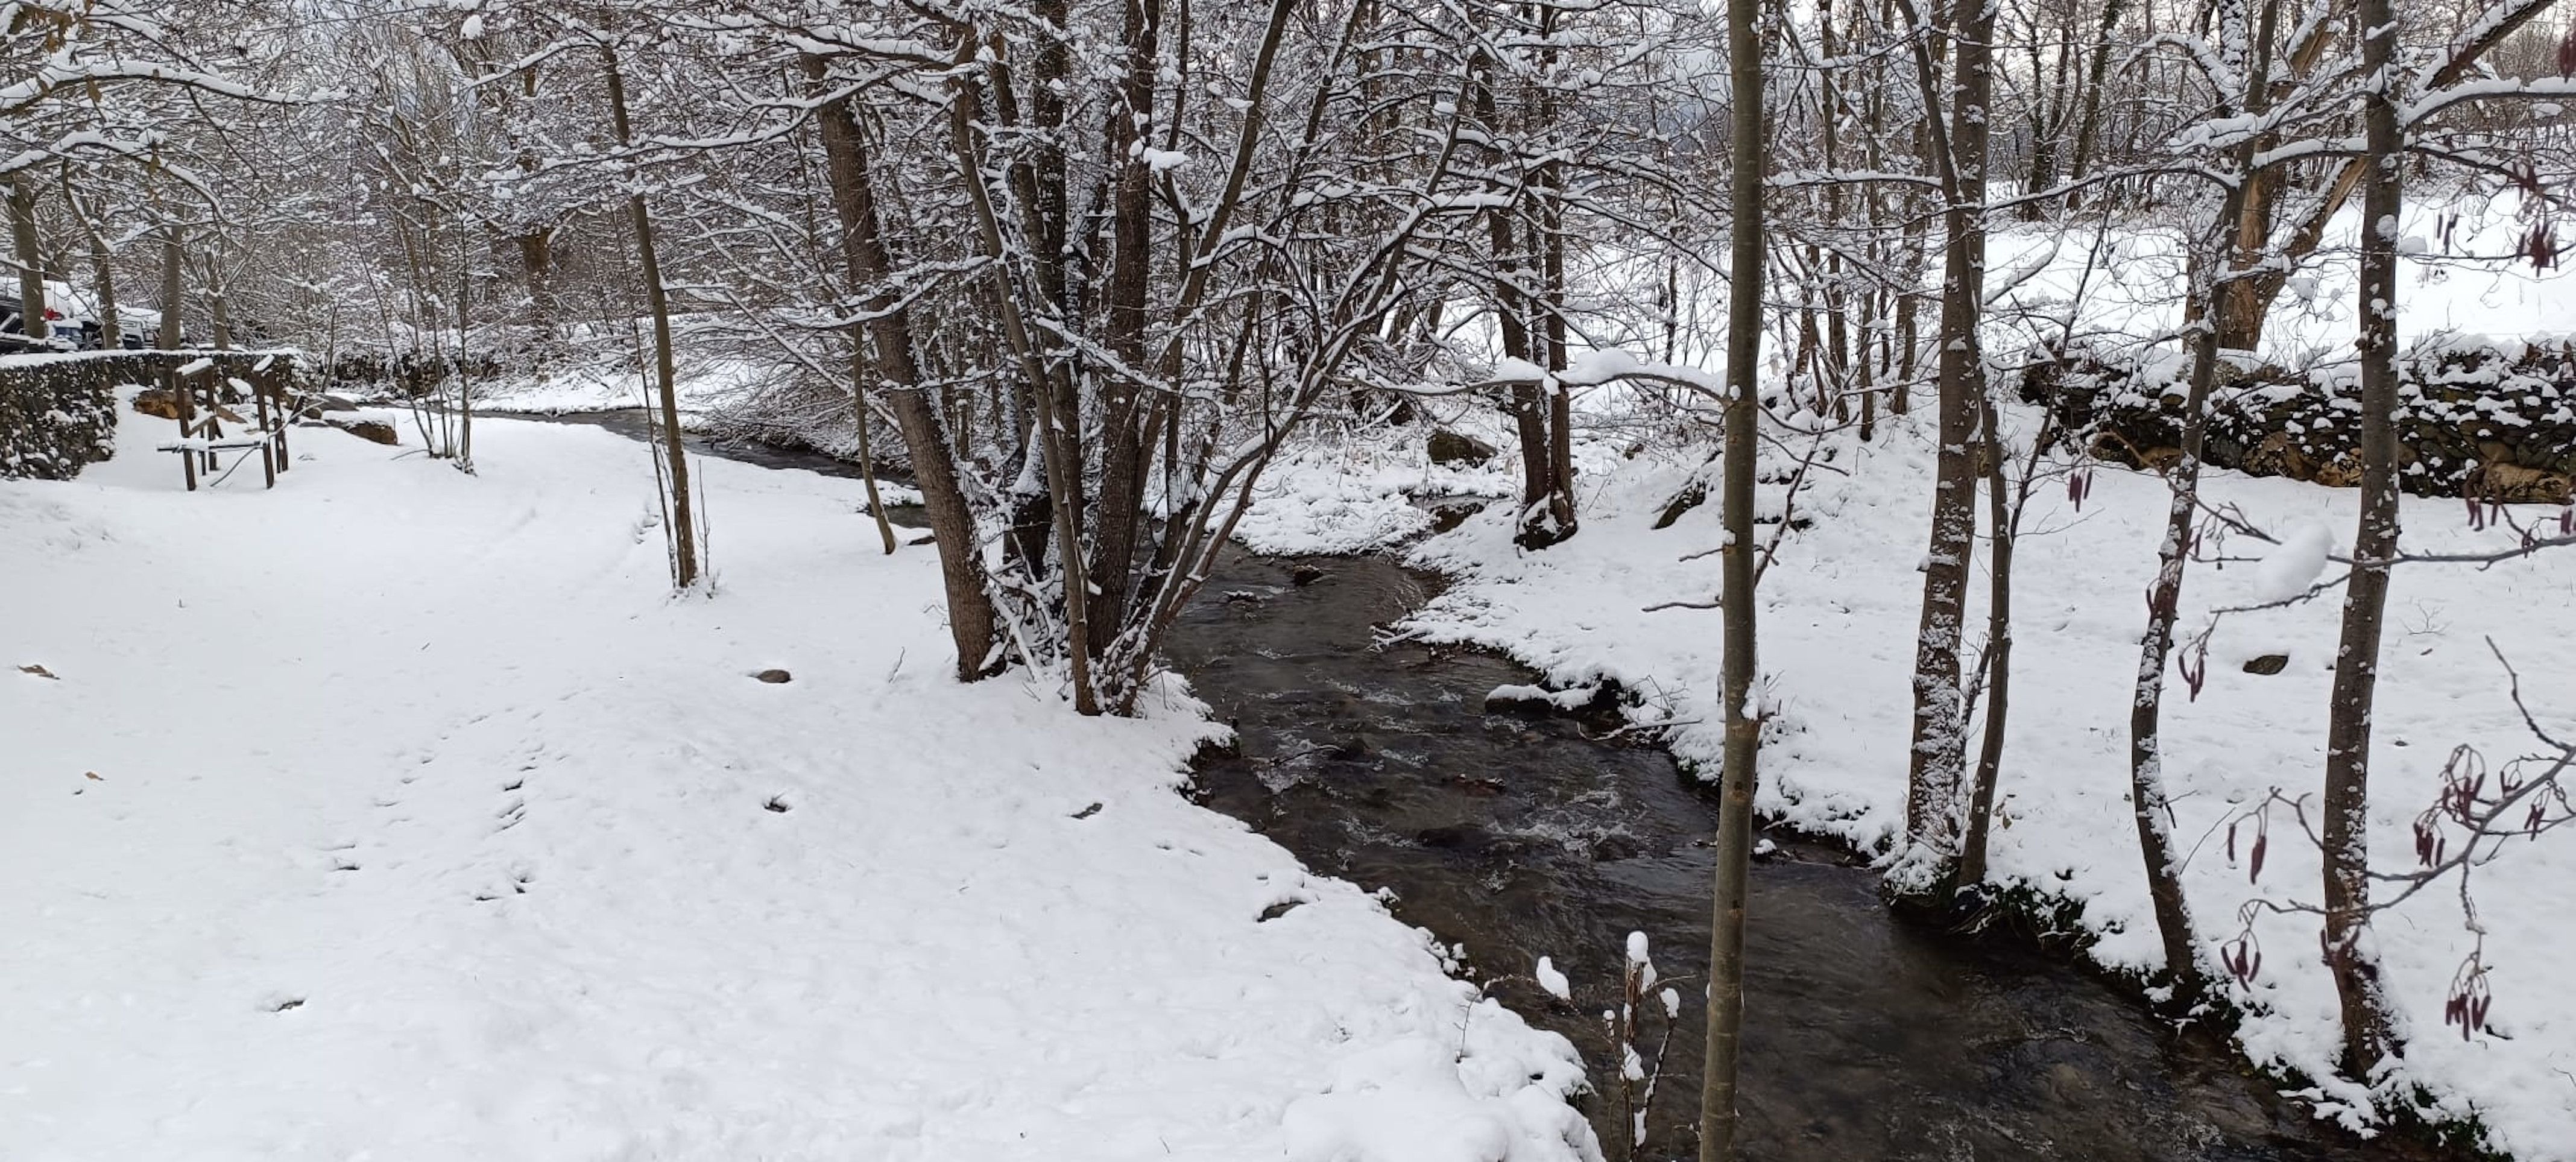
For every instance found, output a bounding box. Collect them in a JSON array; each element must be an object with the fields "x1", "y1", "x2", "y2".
[
  {"x1": 0, "y1": 408, "x2": 1596, "y2": 1161},
  {"x1": 1244, "y1": 409, "x2": 2576, "y2": 1160}
]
